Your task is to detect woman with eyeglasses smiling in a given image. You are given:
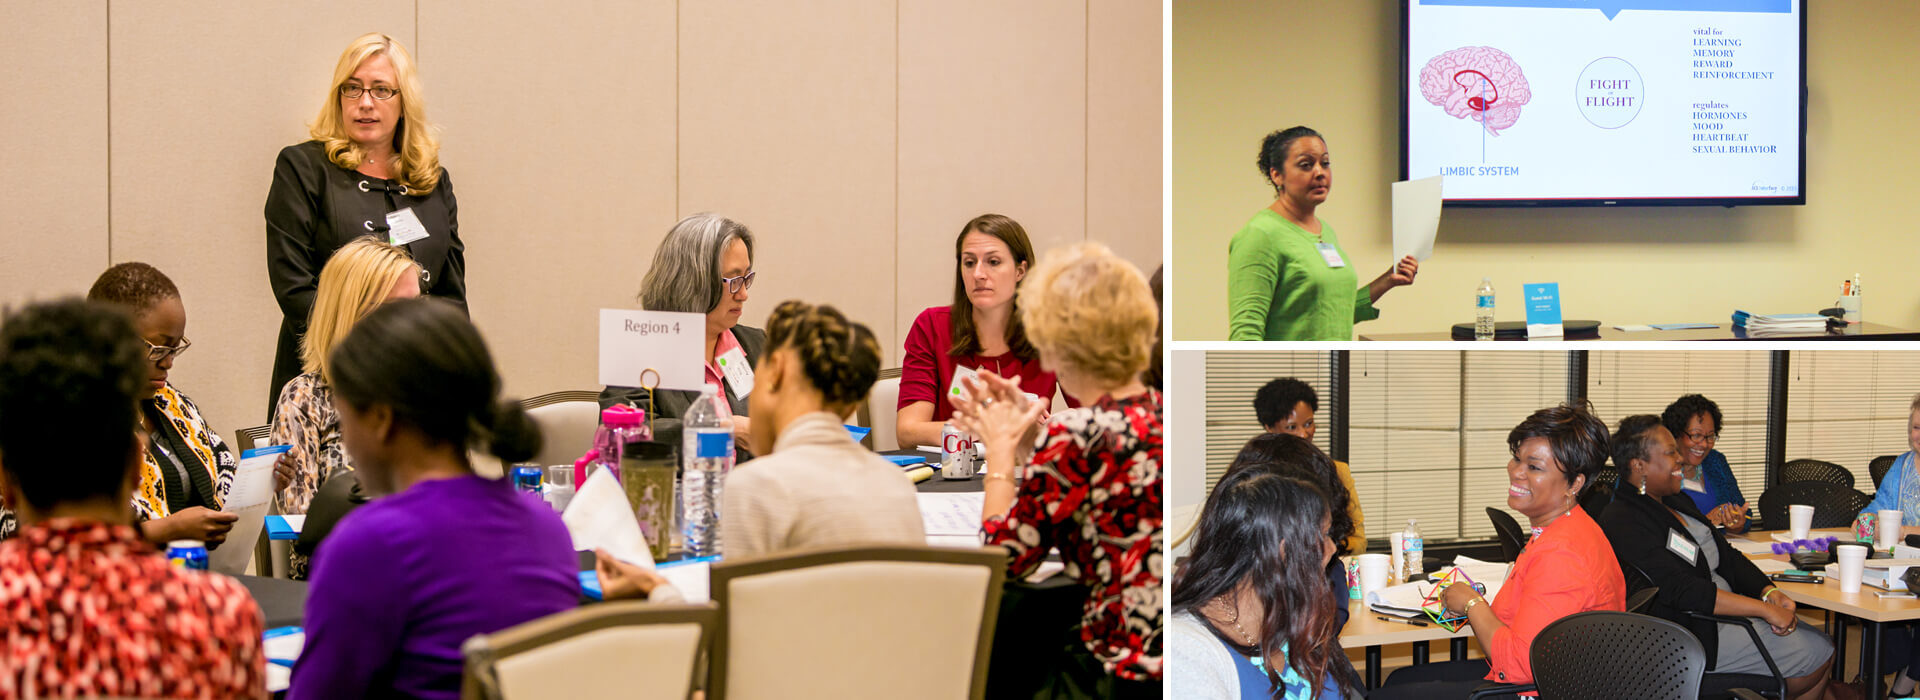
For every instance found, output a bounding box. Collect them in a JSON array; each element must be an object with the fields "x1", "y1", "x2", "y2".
[
  {"x1": 599, "y1": 213, "x2": 762, "y2": 458},
  {"x1": 265, "y1": 32, "x2": 467, "y2": 417},
  {"x1": 1662, "y1": 394, "x2": 1752, "y2": 533}
]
